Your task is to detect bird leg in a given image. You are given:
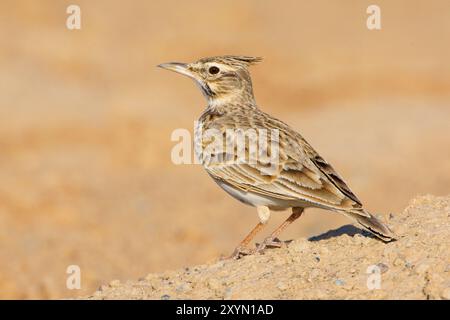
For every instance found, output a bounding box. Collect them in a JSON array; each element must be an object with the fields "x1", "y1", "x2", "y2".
[
  {"x1": 228, "y1": 206, "x2": 270, "y2": 259},
  {"x1": 228, "y1": 222, "x2": 265, "y2": 259},
  {"x1": 256, "y1": 207, "x2": 304, "y2": 253}
]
